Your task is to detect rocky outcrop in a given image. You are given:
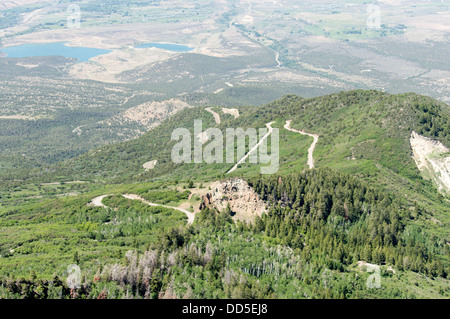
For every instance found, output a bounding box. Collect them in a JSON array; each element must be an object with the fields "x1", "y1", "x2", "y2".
[
  {"x1": 200, "y1": 178, "x2": 267, "y2": 221},
  {"x1": 120, "y1": 99, "x2": 192, "y2": 129},
  {"x1": 199, "y1": 193, "x2": 213, "y2": 211}
]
